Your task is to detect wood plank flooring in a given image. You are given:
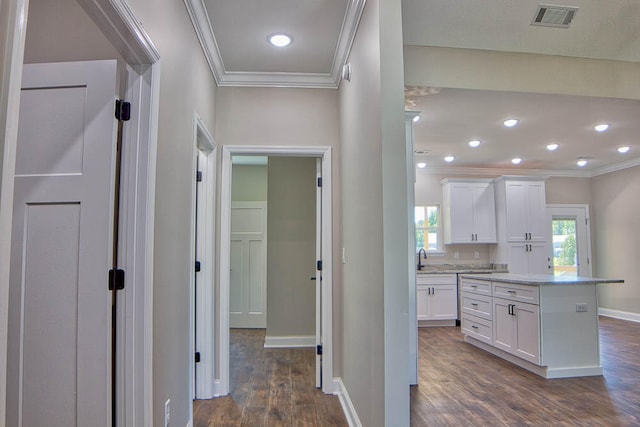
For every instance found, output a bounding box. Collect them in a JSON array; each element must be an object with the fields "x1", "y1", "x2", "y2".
[
  {"x1": 193, "y1": 329, "x2": 347, "y2": 427},
  {"x1": 411, "y1": 316, "x2": 640, "y2": 426}
]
